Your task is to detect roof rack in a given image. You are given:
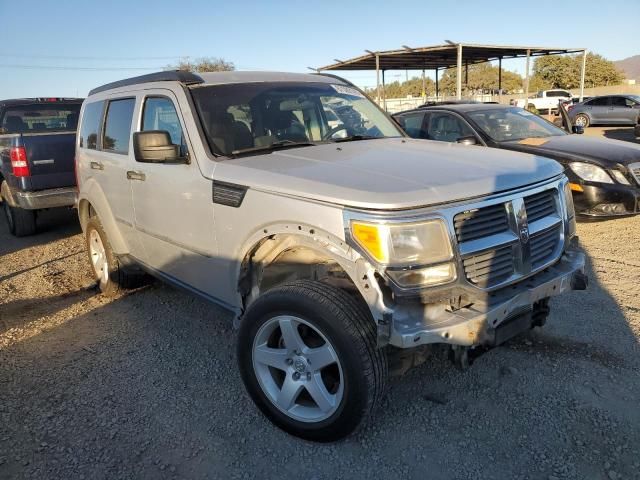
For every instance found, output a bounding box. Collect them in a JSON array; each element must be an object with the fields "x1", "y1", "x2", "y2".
[{"x1": 88, "y1": 71, "x2": 204, "y2": 96}]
